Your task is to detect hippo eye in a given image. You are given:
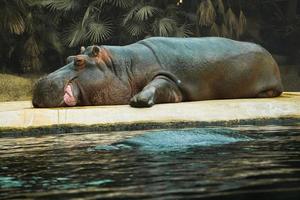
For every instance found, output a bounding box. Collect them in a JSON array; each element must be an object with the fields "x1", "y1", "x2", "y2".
[{"x1": 74, "y1": 56, "x2": 86, "y2": 70}]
